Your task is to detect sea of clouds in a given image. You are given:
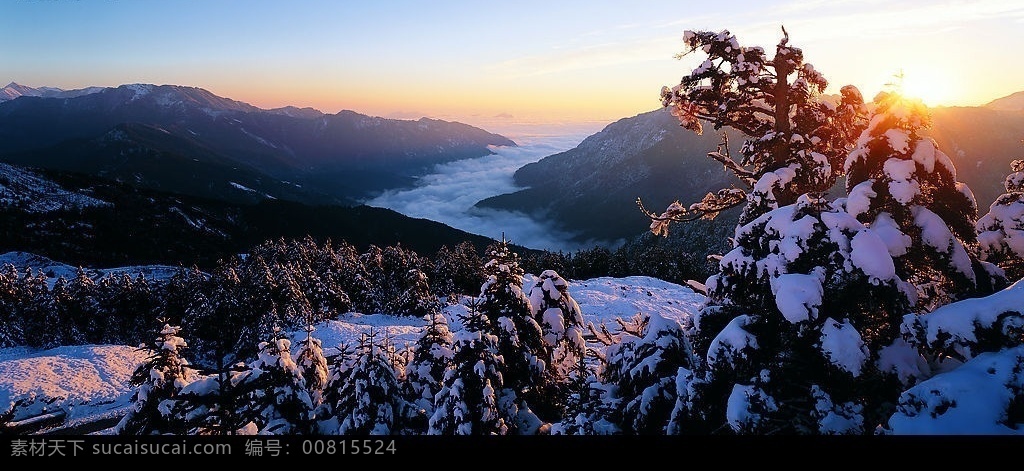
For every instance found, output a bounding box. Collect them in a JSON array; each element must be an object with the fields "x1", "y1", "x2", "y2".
[{"x1": 366, "y1": 122, "x2": 604, "y2": 251}]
